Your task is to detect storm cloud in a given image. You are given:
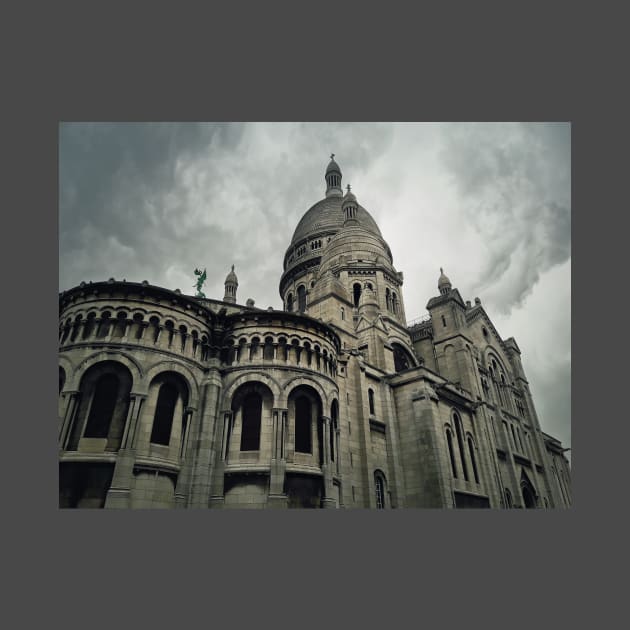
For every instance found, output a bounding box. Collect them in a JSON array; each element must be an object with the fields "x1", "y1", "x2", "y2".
[{"x1": 59, "y1": 122, "x2": 571, "y2": 455}]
